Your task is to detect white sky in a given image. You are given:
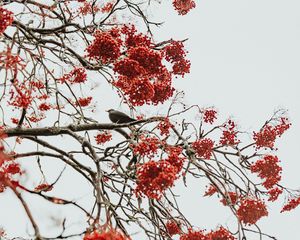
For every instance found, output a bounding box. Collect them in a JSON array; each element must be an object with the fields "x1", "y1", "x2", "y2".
[{"x1": 151, "y1": 0, "x2": 300, "y2": 239}]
